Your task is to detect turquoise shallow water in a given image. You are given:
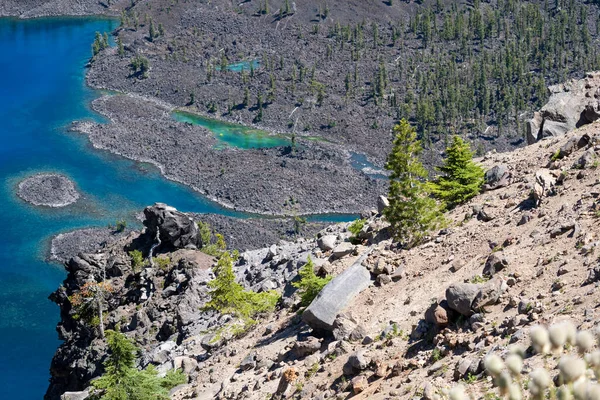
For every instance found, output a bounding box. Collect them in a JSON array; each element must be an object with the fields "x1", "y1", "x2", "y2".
[
  {"x1": 0, "y1": 17, "x2": 354, "y2": 399},
  {"x1": 173, "y1": 110, "x2": 291, "y2": 149}
]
